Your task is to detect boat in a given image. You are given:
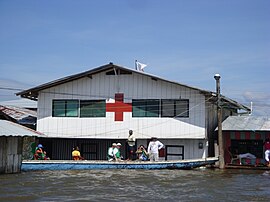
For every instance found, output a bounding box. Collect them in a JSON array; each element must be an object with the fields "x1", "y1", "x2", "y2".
[{"x1": 21, "y1": 157, "x2": 218, "y2": 171}]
